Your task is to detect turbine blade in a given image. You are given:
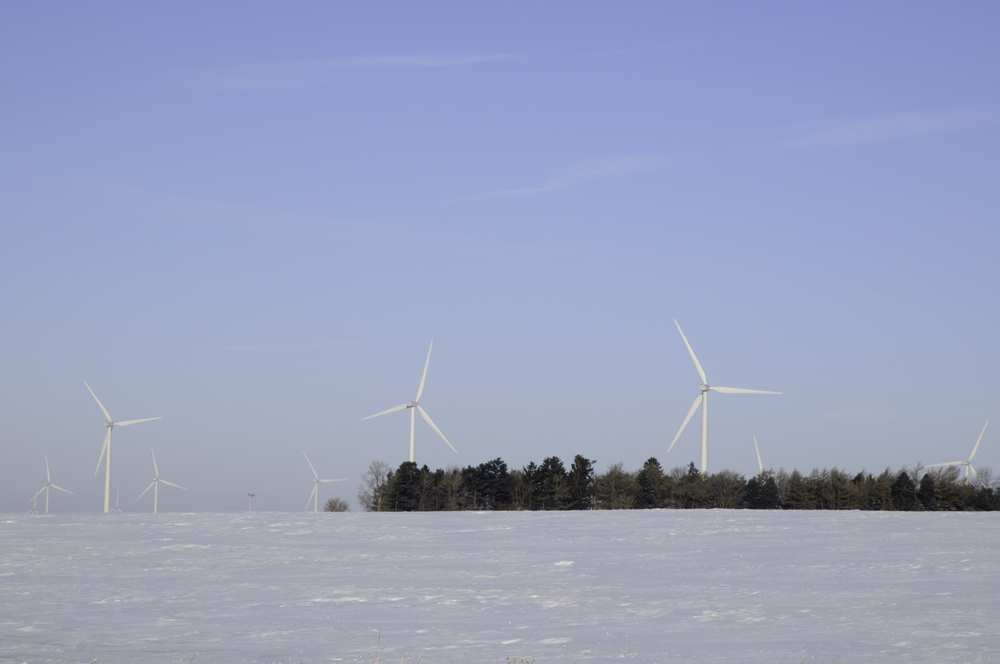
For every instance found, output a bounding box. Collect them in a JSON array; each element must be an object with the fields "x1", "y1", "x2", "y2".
[
  {"x1": 151, "y1": 449, "x2": 159, "y2": 478},
  {"x1": 668, "y1": 393, "x2": 703, "y2": 453},
  {"x1": 84, "y1": 381, "x2": 112, "y2": 421},
  {"x1": 159, "y1": 480, "x2": 186, "y2": 490},
  {"x1": 710, "y1": 386, "x2": 782, "y2": 394},
  {"x1": 674, "y1": 320, "x2": 707, "y2": 384},
  {"x1": 306, "y1": 485, "x2": 317, "y2": 511},
  {"x1": 319, "y1": 478, "x2": 347, "y2": 483},
  {"x1": 922, "y1": 461, "x2": 964, "y2": 468},
  {"x1": 968, "y1": 465, "x2": 984, "y2": 487},
  {"x1": 115, "y1": 417, "x2": 162, "y2": 426},
  {"x1": 362, "y1": 403, "x2": 409, "y2": 420},
  {"x1": 95, "y1": 431, "x2": 110, "y2": 477},
  {"x1": 415, "y1": 341, "x2": 433, "y2": 401},
  {"x1": 969, "y1": 421, "x2": 988, "y2": 461},
  {"x1": 753, "y1": 435, "x2": 763, "y2": 474},
  {"x1": 50, "y1": 484, "x2": 74, "y2": 495},
  {"x1": 136, "y1": 482, "x2": 155, "y2": 501},
  {"x1": 303, "y1": 451, "x2": 318, "y2": 479},
  {"x1": 45, "y1": 454, "x2": 51, "y2": 482},
  {"x1": 417, "y1": 405, "x2": 457, "y2": 453},
  {"x1": 31, "y1": 487, "x2": 45, "y2": 502}
]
